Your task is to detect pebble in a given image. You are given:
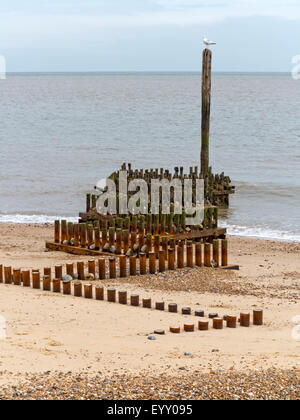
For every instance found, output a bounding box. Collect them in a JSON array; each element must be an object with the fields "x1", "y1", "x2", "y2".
[
  {"x1": 103, "y1": 243, "x2": 110, "y2": 251},
  {"x1": 141, "y1": 245, "x2": 148, "y2": 253},
  {"x1": 0, "y1": 369, "x2": 298, "y2": 400},
  {"x1": 195, "y1": 310, "x2": 205, "y2": 317},
  {"x1": 148, "y1": 336, "x2": 156, "y2": 341},
  {"x1": 153, "y1": 330, "x2": 165, "y2": 335},
  {"x1": 62, "y1": 275, "x2": 73, "y2": 282},
  {"x1": 104, "y1": 265, "x2": 291, "y2": 299}
]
